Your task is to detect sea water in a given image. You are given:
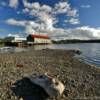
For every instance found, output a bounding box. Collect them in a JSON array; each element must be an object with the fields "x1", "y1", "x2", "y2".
[{"x1": 45, "y1": 43, "x2": 100, "y2": 67}]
